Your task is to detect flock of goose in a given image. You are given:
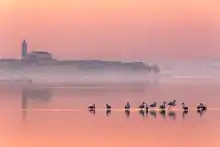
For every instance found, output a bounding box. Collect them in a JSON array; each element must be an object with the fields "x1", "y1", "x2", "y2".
[{"x1": 88, "y1": 100, "x2": 207, "y2": 112}]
